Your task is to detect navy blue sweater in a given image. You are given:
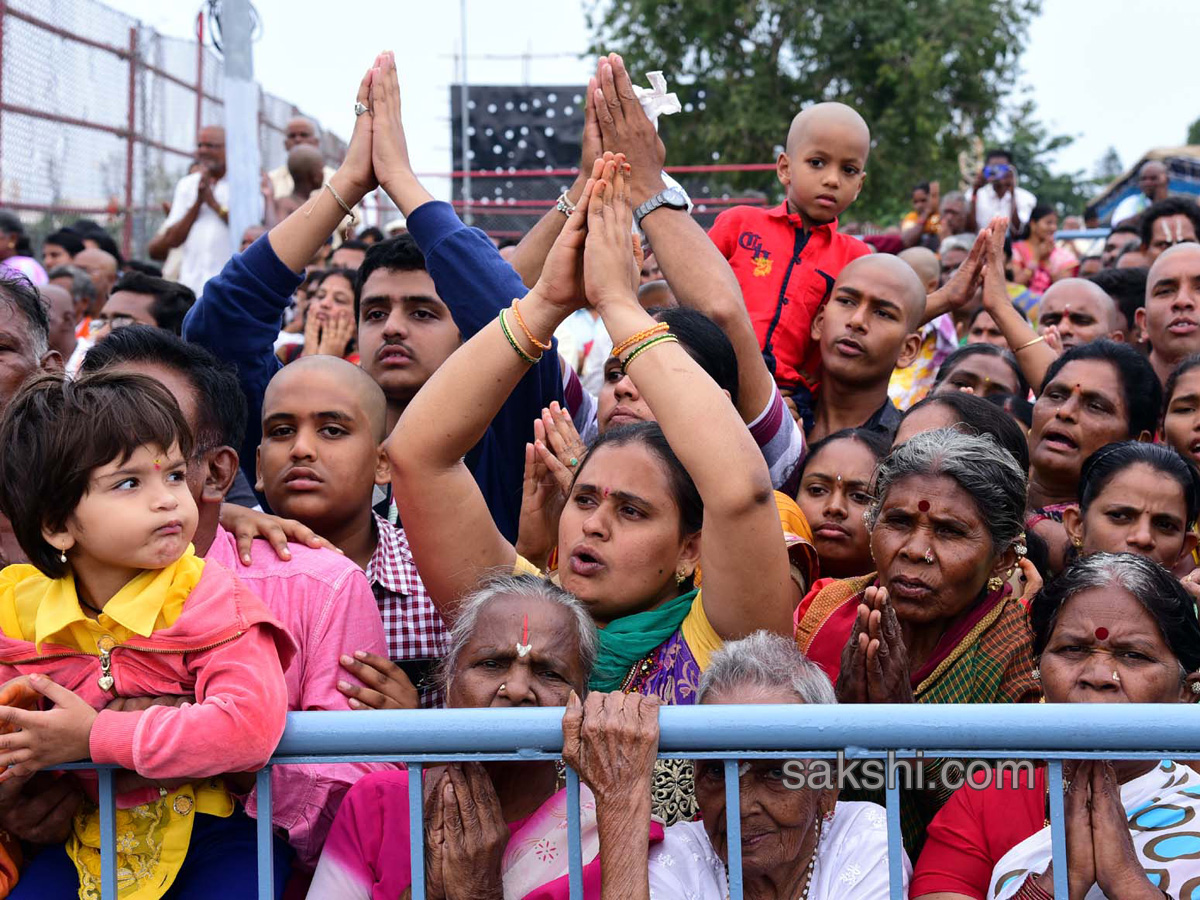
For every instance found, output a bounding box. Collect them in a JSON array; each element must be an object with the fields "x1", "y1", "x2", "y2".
[{"x1": 181, "y1": 200, "x2": 562, "y2": 542}]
